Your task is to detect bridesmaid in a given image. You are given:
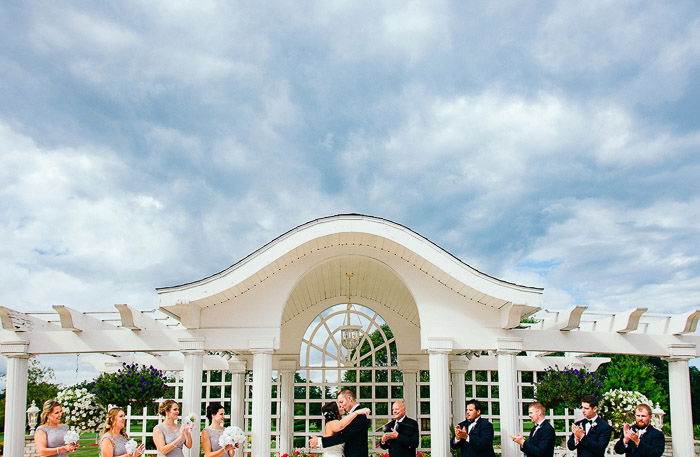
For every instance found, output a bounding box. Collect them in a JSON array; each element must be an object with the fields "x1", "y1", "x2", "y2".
[
  {"x1": 201, "y1": 402, "x2": 236, "y2": 457},
  {"x1": 34, "y1": 400, "x2": 80, "y2": 457},
  {"x1": 152, "y1": 400, "x2": 192, "y2": 457},
  {"x1": 99, "y1": 407, "x2": 146, "y2": 457}
]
